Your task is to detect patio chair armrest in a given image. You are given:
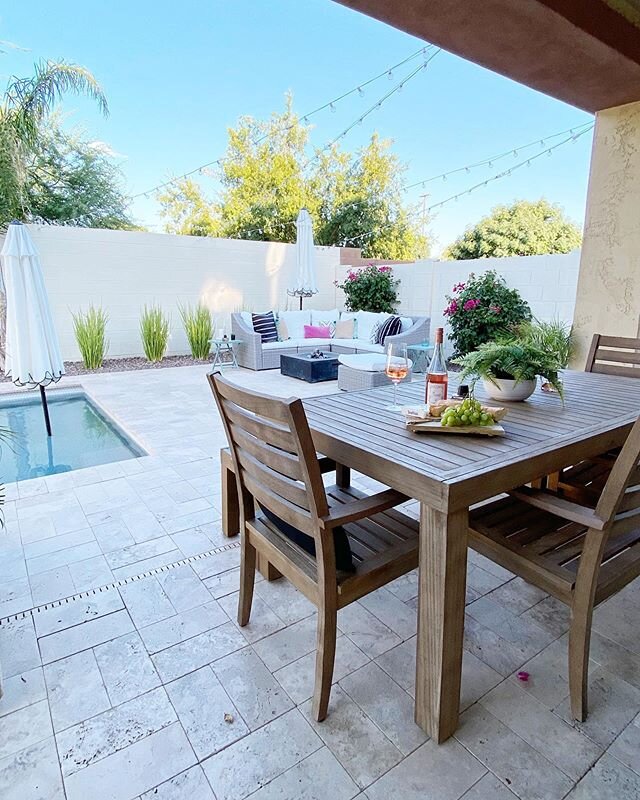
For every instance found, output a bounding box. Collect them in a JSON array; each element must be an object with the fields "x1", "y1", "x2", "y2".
[
  {"x1": 384, "y1": 316, "x2": 430, "y2": 347},
  {"x1": 321, "y1": 488, "x2": 409, "y2": 529},
  {"x1": 509, "y1": 486, "x2": 607, "y2": 530},
  {"x1": 231, "y1": 314, "x2": 263, "y2": 370}
]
